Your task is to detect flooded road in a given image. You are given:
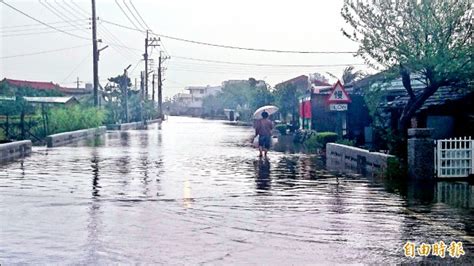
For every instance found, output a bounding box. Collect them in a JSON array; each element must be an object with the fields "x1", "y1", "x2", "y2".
[{"x1": 1, "y1": 116, "x2": 473, "y2": 264}]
